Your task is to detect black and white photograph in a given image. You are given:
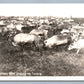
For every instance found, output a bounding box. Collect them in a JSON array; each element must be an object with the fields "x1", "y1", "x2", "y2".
[{"x1": 0, "y1": 4, "x2": 84, "y2": 77}]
